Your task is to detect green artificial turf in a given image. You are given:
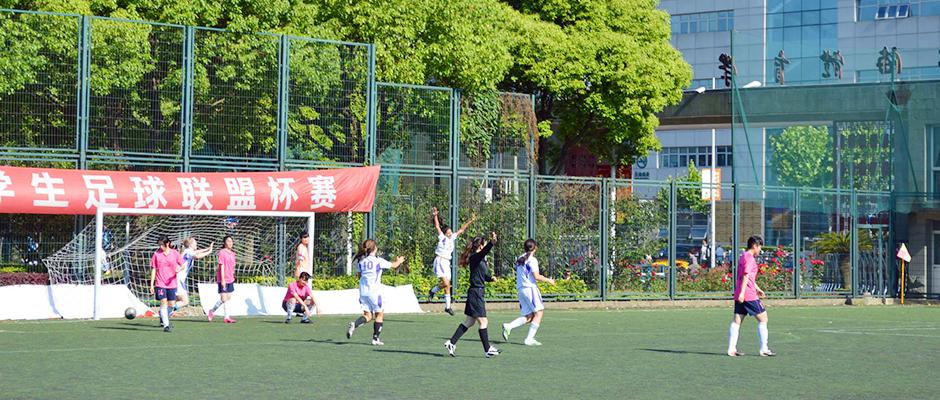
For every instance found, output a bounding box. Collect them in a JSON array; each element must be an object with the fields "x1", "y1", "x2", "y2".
[{"x1": 1, "y1": 306, "x2": 938, "y2": 399}]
